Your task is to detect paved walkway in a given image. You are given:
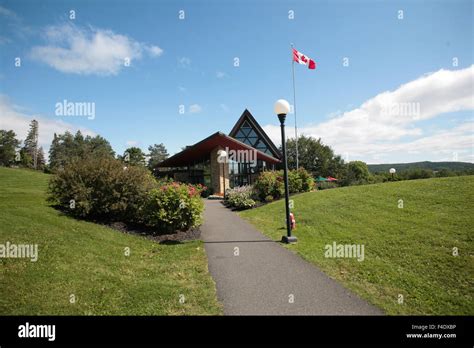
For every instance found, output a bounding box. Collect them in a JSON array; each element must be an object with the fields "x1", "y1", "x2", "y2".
[{"x1": 201, "y1": 200, "x2": 383, "y2": 315}]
